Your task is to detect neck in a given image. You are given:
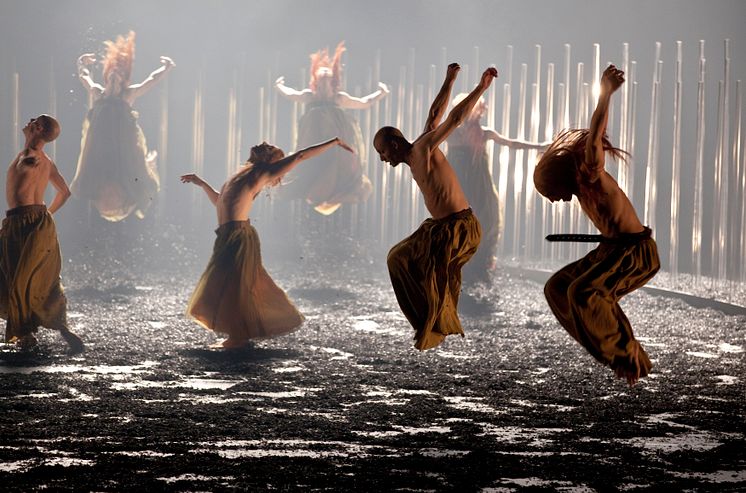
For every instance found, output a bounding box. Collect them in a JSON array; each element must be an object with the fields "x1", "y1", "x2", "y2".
[{"x1": 24, "y1": 137, "x2": 44, "y2": 152}]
